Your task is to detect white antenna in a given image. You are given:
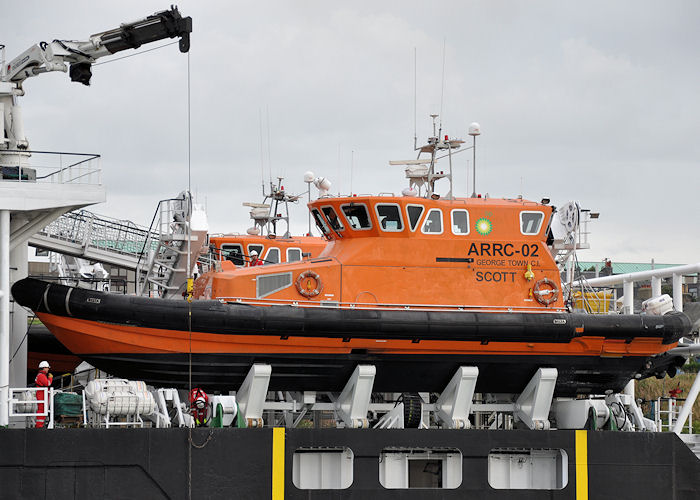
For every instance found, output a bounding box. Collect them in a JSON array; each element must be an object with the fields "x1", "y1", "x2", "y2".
[
  {"x1": 266, "y1": 106, "x2": 272, "y2": 185},
  {"x1": 469, "y1": 122, "x2": 481, "y2": 197},
  {"x1": 439, "y1": 38, "x2": 446, "y2": 130},
  {"x1": 350, "y1": 149, "x2": 355, "y2": 195},
  {"x1": 258, "y1": 108, "x2": 265, "y2": 189},
  {"x1": 413, "y1": 47, "x2": 417, "y2": 151},
  {"x1": 466, "y1": 159, "x2": 470, "y2": 196},
  {"x1": 337, "y1": 143, "x2": 342, "y2": 193}
]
